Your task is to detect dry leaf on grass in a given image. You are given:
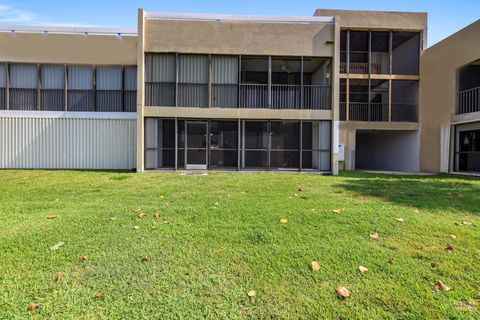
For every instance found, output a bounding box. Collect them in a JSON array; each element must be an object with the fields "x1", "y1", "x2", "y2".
[
  {"x1": 431, "y1": 263, "x2": 439, "y2": 269},
  {"x1": 46, "y1": 215, "x2": 60, "y2": 220},
  {"x1": 151, "y1": 225, "x2": 158, "y2": 230},
  {"x1": 369, "y1": 232, "x2": 379, "y2": 239},
  {"x1": 311, "y1": 261, "x2": 321, "y2": 271},
  {"x1": 388, "y1": 258, "x2": 395, "y2": 265},
  {"x1": 450, "y1": 234, "x2": 457, "y2": 240},
  {"x1": 396, "y1": 218, "x2": 405, "y2": 223},
  {"x1": 110, "y1": 217, "x2": 117, "y2": 221},
  {"x1": 463, "y1": 221, "x2": 472, "y2": 226},
  {"x1": 50, "y1": 242, "x2": 65, "y2": 251},
  {"x1": 359, "y1": 266, "x2": 369, "y2": 273},
  {"x1": 280, "y1": 219, "x2": 288, "y2": 225},
  {"x1": 446, "y1": 246, "x2": 454, "y2": 253},
  {"x1": 437, "y1": 281, "x2": 450, "y2": 292},
  {"x1": 94, "y1": 292, "x2": 104, "y2": 299},
  {"x1": 154, "y1": 212, "x2": 161, "y2": 219},
  {"x1": 247, "y1": 290, "x2": 256, "y2": 297},
  {"x1": 164, "y1": 221, "x2": 171, "y2": 224},
  {"x1": 332, "y1": 209, "x2": 342, "y2": 214},
  {"x1": 141, "y1": 256, "x2": 149, "y2": 262},
  {"x1": 214, "y1": 202, "x2": 219, "y2": 206},
  {"x1": 336, "y1": 286, "x2": 350, "y2": 299},
  {"x1": 79, "y1": 255, "x2": 88, "y2": 261},
  {"x1": 28, "y1": 303, "x2": 39, "y2": 311},
  {"x1": 414, "y1": 209, "x2": 420, "y2": 213},
  {"x1": 56, "y1": 272, "x2": 63, "y2": 284},
  {"x1": 138, "y1": 212, "x2": 147, "y2": 219},
  {"x1": 133, "y1": 225, "x2": 140, "y2": 230},
  {"x1": 133, "y1": 208, "x2": 142, "y2": 213}
]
